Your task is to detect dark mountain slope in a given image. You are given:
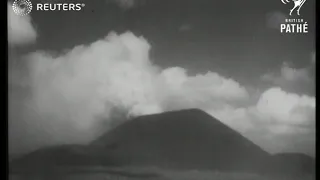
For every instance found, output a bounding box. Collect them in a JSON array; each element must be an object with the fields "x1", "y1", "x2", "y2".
[
  {"x1": 91, "y1": 109, "x2": 270, "y2": 172},
  {"x1": 10, "y1": 109, "x2": 314, "y2": 177},
  {"x1": 10, "y1": 145, "x2": 106, "y2": 172}
]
